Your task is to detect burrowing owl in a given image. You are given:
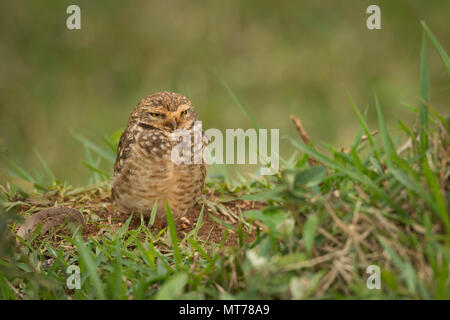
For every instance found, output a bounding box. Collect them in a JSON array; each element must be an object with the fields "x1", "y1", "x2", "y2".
[{"x1": 111, "y1": 92, "x2": 206, "y2": 223}]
